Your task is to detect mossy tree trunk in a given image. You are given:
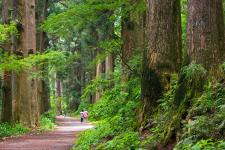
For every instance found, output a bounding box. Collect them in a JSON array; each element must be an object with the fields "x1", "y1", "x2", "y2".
[
  {"x1": 95, "y1": 11, "x2": 114, "y2": 102},
  {"x1": 161, "y1": 64, "x2": 207, "y2": 146},
  {"x1": 142, "y1": 0, "x2": 182, "y2": 120},
  {"x1": 55, "y1": 73, "x2": 63, "y2": 115},
  {"x1": 105, "y1": 21, "x2": 114, "y2": 76},
  {"x1": 121, "y1": 0, "x2": 145, "y2": 81},
  {"x1": 14, "y1": 0, "x2": 40, "y2": 127},
  {"x1": 71, "y1": 43, "x2": 82, "y2": 110},
  {"x1": 36, "y1": 0, "x2": 50, "y2": 114},
  {"x1": 1, "y1": 0, "x2": 13, "y2": 123},
  {"x1": 187, "y1": 0, "x2": 225, "y2": 78}
]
